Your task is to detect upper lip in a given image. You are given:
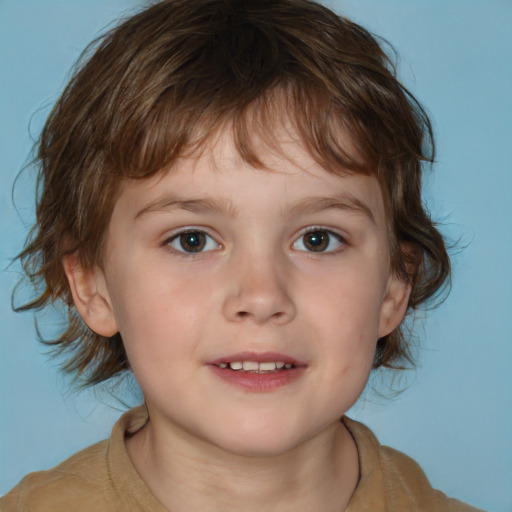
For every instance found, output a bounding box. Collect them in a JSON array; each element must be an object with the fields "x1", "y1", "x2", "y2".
[{"x1": 207, "y1": 351, "x2": 306, "y2": 367}]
